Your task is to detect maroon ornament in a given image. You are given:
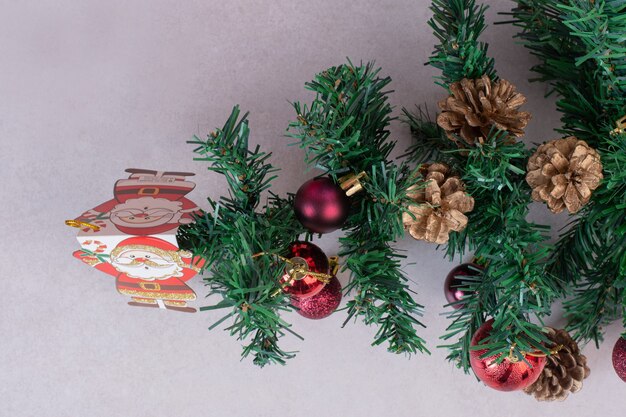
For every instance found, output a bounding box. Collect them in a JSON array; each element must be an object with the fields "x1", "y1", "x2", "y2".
[
  {"x1": 612, "y1": 336, "x2": 626, "y2": 382},
  {"x1": 291, "y1": 276, "x2": 342, "y2": 319},
  {"x1": 444, "y1": 263, "x2": 482, "y2": 308},
  {"x1": 294, "y1": 177, "x2": 350, "y2": 233},
  {"x1": 470, "y1": 319, "x2": 546, "y2": 391},
  {"x1": 281, "y1": 241, "x2": 329, "y2": 298}
]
